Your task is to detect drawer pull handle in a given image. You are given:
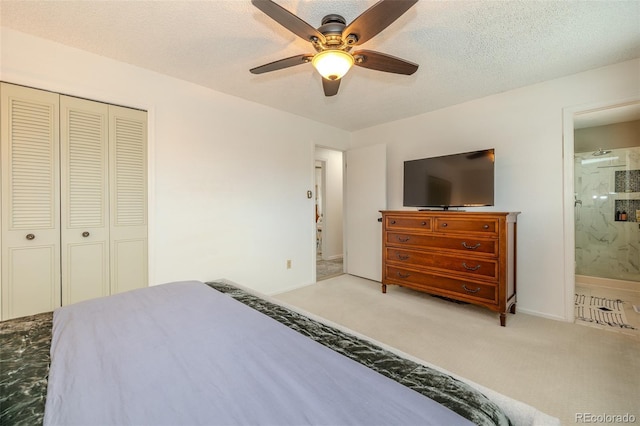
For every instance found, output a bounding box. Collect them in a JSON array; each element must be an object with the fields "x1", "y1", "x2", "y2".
[
  {"x1": 483, "y1": 224, "x2": 489, "y2": 229},
  {"x1": 421, "y1": 221, "x2": 427, "y2": 226},
  {"x1": 82, "y1": 231, "x2": 90, "y2": 238},
  {"x1": 462, "y1": 262, "x2": 481, "y2": 271},
  {"x1": 441, "y1": 223, "x2": 448, "y2": 227},
  {"x1": 26, "y1": 233, "x2": 35, "y2": 240},
  {"x1": 397, "y1": 254, "x2": 410, "y2": 260},
  {"x1": 391, "y1": 220, "x2": 397, "y2": 224},
  {"x1": 462, "y1": 242, "x2": 481, "y2": 249},
  {"x1": 397, "y1": 272, "x2": 411, "y2": 279},
  {"x1": 462, "y1": 284, "x2": 481, "y2": 293},
  {"x1": 397, "y1": 236, "x2": 410, "y2": 242}
]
